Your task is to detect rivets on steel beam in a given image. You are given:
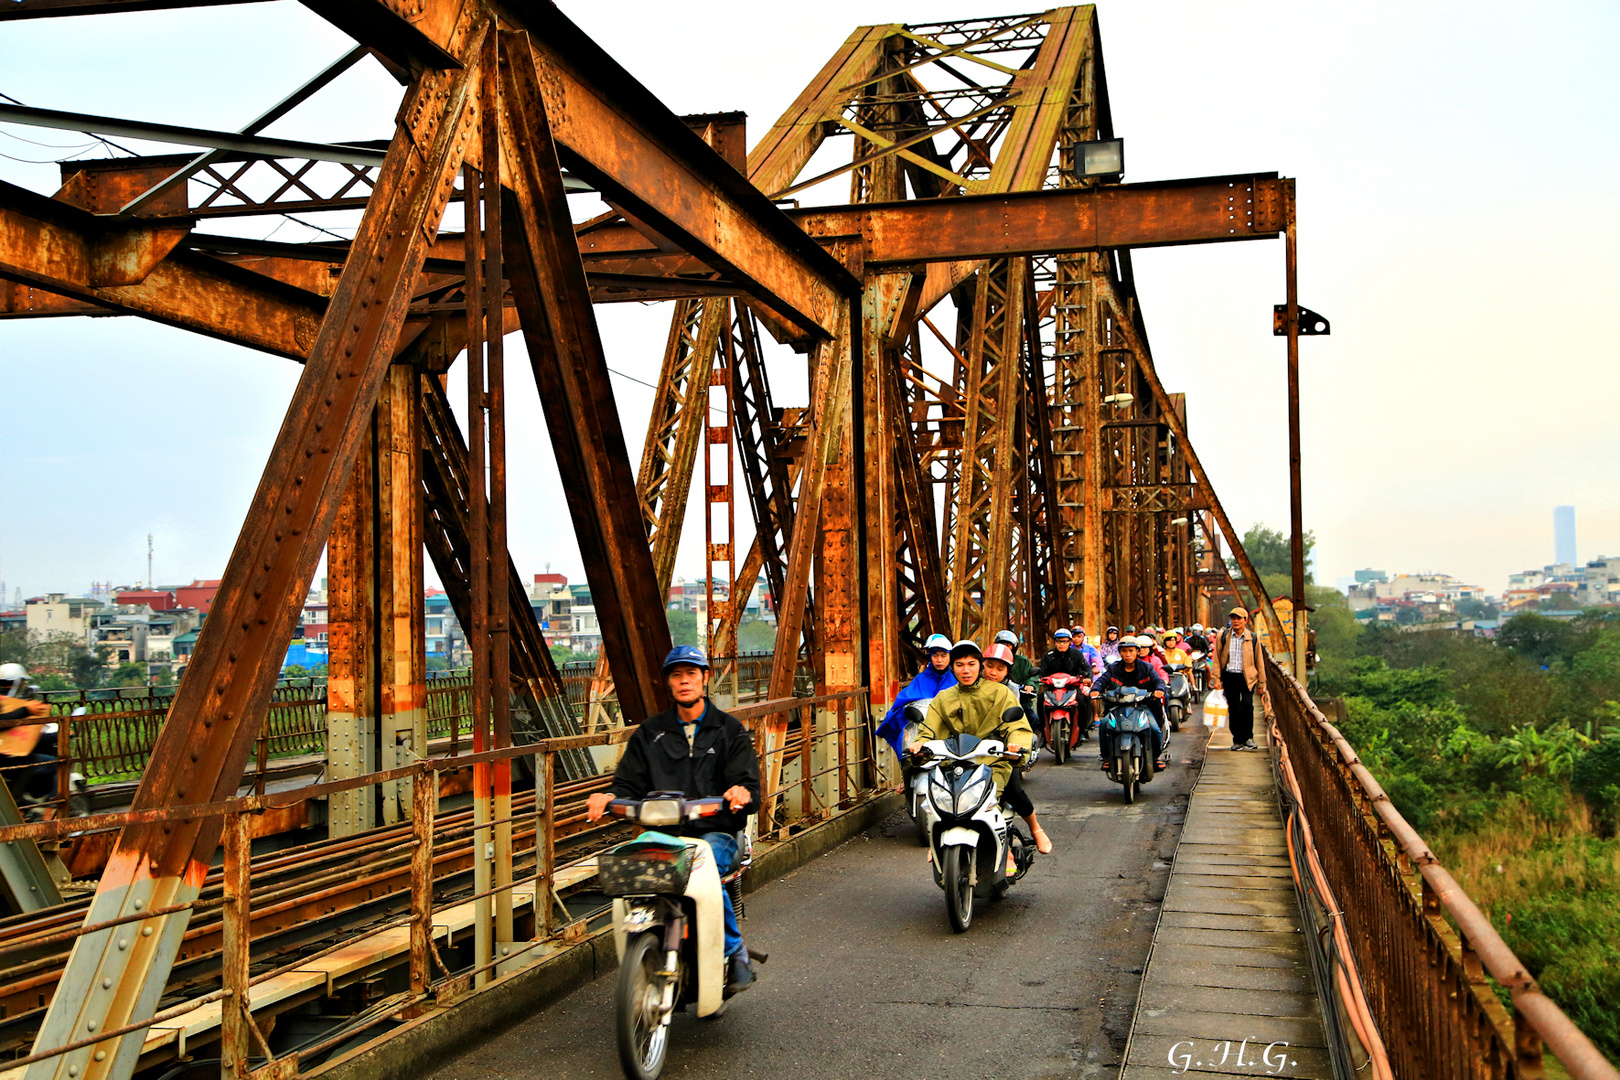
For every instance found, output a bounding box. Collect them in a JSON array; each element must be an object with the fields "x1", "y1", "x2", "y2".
[
  {"x1": 133, "y1": 899, "x2": 143, "y2": 910},
  {"x1": 116, "y1": 937, "x2": 128, "y2": 951},
  {"x1": 87, "y1": 1021, "x2": 96, "y2": 1031},
  {"x1": 142, "y1": 926, "x2": 153, "y2": 937},
  {"x1": 102, "y1": 978, "x2": 112, "y2": 989},
  {"x1": 68, "y1": 1067, "x2": 78, "y2": 1077},
  {"x1": 94, "y1": 1051, "x2": 107, "y2": 1062}
]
